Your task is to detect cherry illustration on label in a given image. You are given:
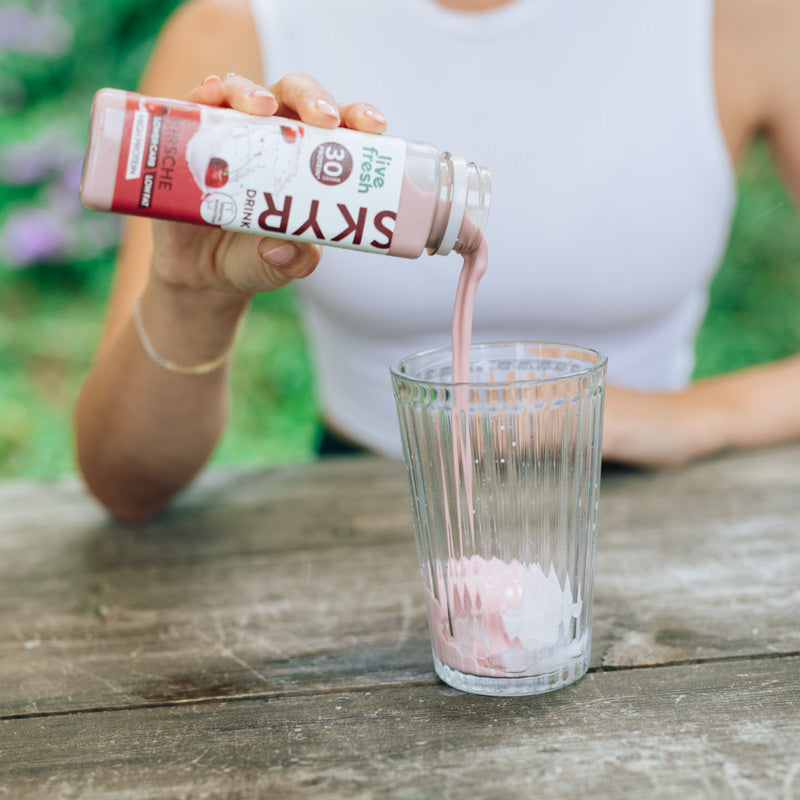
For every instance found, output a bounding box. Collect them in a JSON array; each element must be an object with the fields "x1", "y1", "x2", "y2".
[
  {"x1": 280, "y1": 125, "x2": 304, "y2": 144},
  {"x1": 205, "y1": 157, "x2": 229, "y2": 188}
]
